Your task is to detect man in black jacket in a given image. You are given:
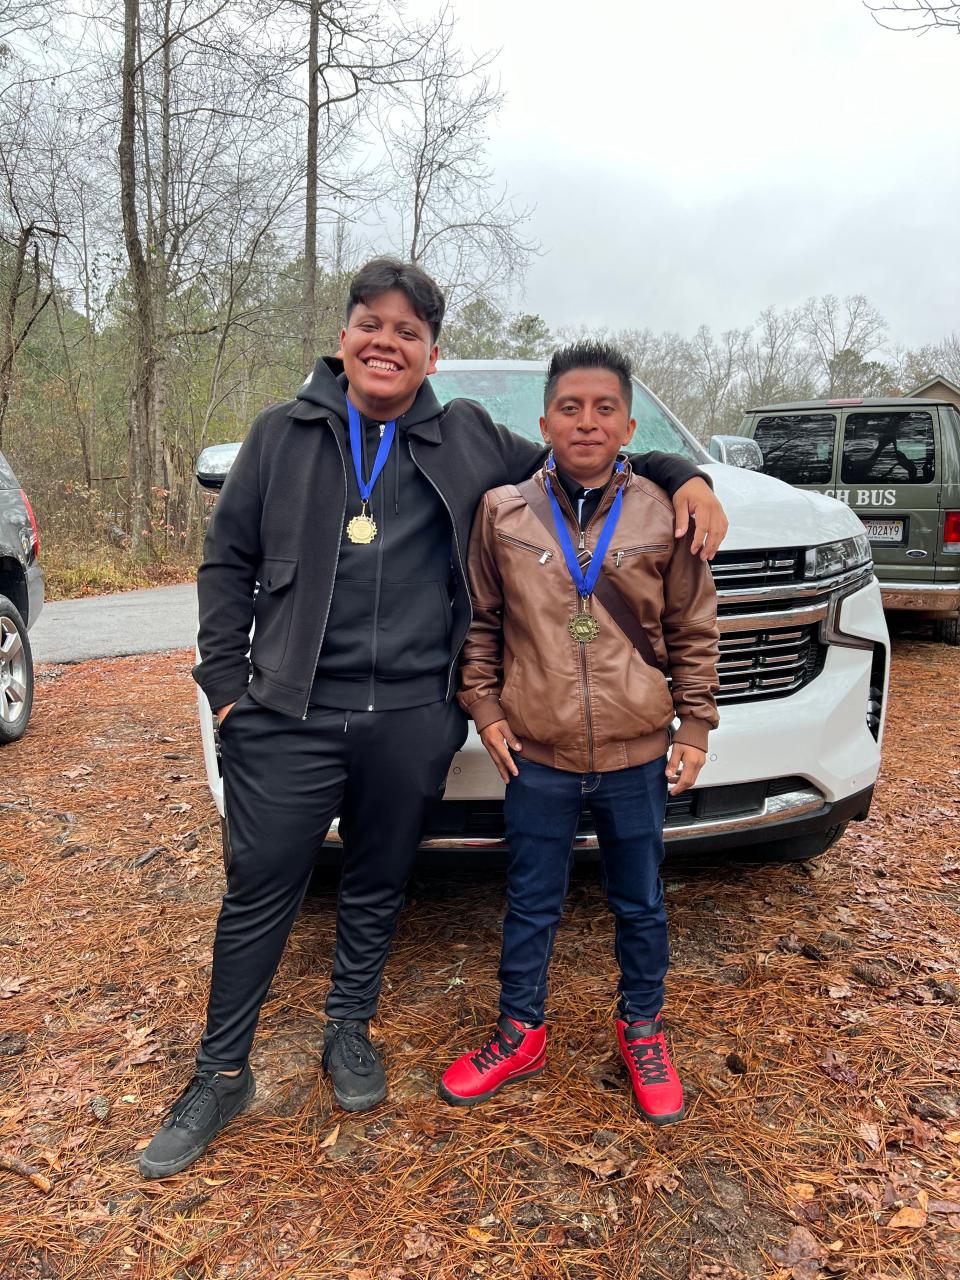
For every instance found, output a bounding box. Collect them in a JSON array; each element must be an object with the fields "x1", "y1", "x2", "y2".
[{"x1": 139, "y1": 257, "x2": 728, "y2": 1178}]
